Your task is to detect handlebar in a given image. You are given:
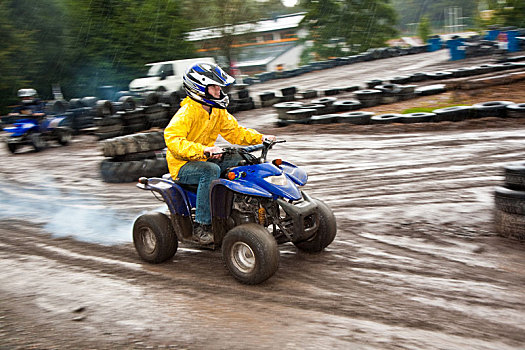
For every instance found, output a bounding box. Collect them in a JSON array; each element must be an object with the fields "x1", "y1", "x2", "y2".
[{"x1": 205, "y1": 139, "x2": 286, "y2": 163}]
